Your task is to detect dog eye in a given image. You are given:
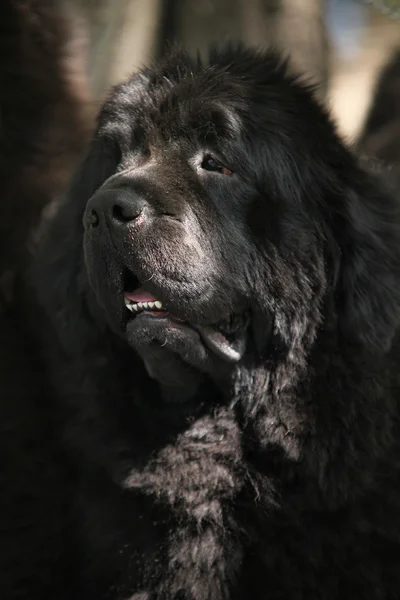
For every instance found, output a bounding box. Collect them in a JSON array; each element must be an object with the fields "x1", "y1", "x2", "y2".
[{"x1": 201, "y1": 155, "x2": 233, "y2": 176}]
